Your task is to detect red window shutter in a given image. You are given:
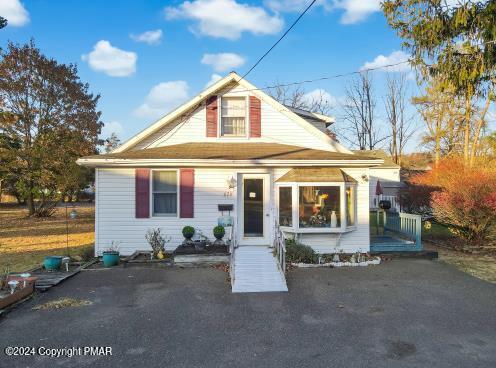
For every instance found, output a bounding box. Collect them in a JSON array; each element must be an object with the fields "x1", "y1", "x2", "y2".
[
  {"x1": 180, "y1": 169, "x2": 194, "y2": 218},
  {"x1": 206, "y1": 96, "x2": 218, "y2": 137},
  {"x1": 135, "y1": 168, "x2": 150, "y2": 218},
  {"x1": 249, "y1": 96, "x2": 261, "y2": 137}
]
